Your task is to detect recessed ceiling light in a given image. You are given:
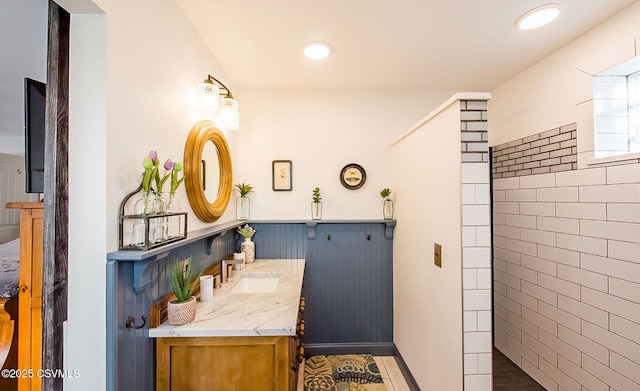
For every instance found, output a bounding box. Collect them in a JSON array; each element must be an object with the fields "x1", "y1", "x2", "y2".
[
  {"x1": 303, "y1": 42, "x2": 331, "y2": 60},
  {"x1": 517, "y1": 4, "x2": 560, "y2": 30}
]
